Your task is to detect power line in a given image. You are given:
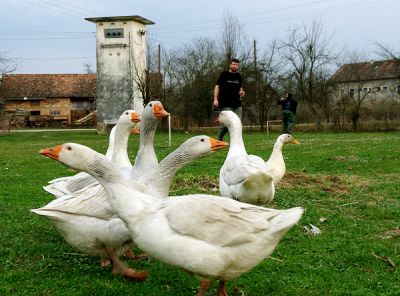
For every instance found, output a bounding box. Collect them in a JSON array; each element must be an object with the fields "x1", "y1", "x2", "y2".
[
  {"x1": 48, "y1": 0, "x2": 103, "y2": 16},
  {"x1": 12, "y1": 56, "x2": 95, "y2": 61},
  {"x1": 152, "y1": 0, "x2": 335, "y2": 31},
  {"x1": 0, "y1": 36, "x2": 95, "y2": 41},
  {"x1": 0, "y1": 30, "x2": 94, "y2": 34},
  {"x1": 151, "y1": 0, "x2": 396, "y2": 34},
  {"x1": 18, "y1": 0, "x2": 86, "y2": 19}
]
